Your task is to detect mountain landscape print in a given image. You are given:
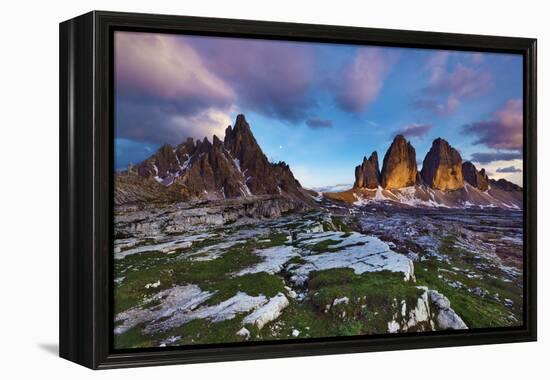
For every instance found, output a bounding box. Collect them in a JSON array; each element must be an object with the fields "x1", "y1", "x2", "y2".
[{"x1": 113, "y1": 31, "x2": 524, "y2": 349}]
